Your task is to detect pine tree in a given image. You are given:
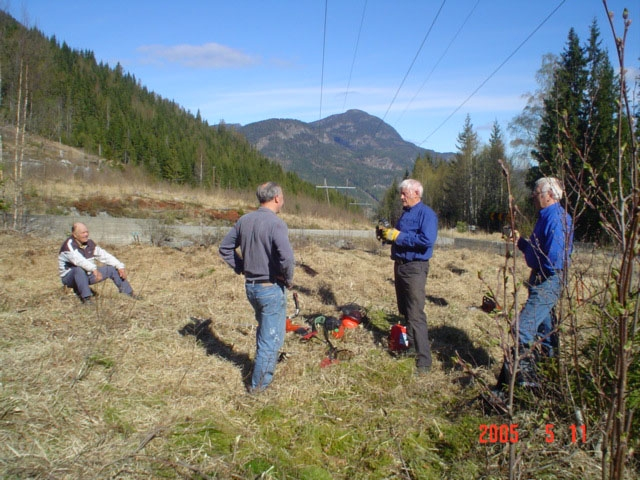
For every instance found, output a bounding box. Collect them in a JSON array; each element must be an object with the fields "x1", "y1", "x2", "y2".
[
  {"x1": 578, "y1": 20, "x2": 620, "y2": 240},
  {"x1": 376, "y1": 178, "x2": 402, "y2": 226},
  {"x1": 0, "y1": 10, "x2": 328, "y2": 204},
  {"x1": 533, "y1": 24, "x2": 622, "y2": 241},
  {"x1": 477, "y1": 122, "x2": 509, "y2": 231},
  {"x1": 534, "y1": 28, "x2": 588, "y2": 176},
  {"x1": 411, "y1": 152, "x2": 447, "y2": 213},
  {"x1": 443, "y1": 115, "x2": 479, "y2": 225}
]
